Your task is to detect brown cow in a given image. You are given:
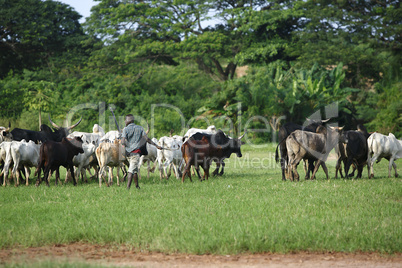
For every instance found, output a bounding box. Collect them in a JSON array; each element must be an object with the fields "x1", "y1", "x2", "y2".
[
  {"x1": 181, "y1": 136, "x2": 216, "y2": 182},
  {"x1": 35, "y1": 137, "x2": 84, "y2": 186}
]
